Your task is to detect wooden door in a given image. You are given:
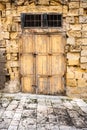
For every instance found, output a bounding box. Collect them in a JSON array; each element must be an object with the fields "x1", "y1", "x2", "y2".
[{"x1": 20, "y1": 33, "x2": 66, "y2": 95}]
